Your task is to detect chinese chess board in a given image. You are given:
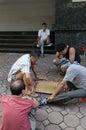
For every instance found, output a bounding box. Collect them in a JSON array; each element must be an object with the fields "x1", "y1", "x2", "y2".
[{"x1": 35, "y1": 81, "x2": 59, "y2": 94}]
